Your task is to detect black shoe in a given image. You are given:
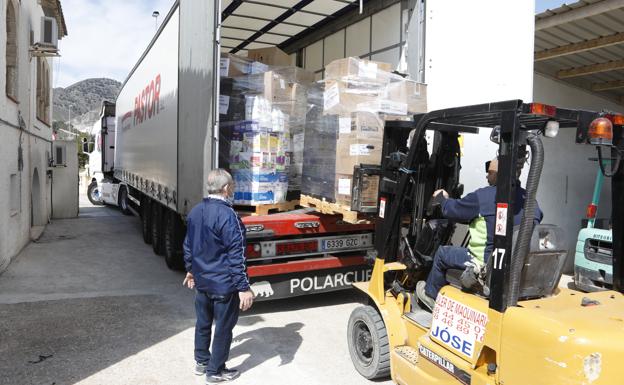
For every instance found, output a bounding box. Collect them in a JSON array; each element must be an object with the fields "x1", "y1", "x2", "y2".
[
  {"x1": 195, "y1": 362, "x2": 208, "y2": 376},
  {"x1": 206, "y1": 369, "x2": 240, "y2": 383},
  {"x1": 221, "y1": 369, "x2": 240, "y2": 380}
]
